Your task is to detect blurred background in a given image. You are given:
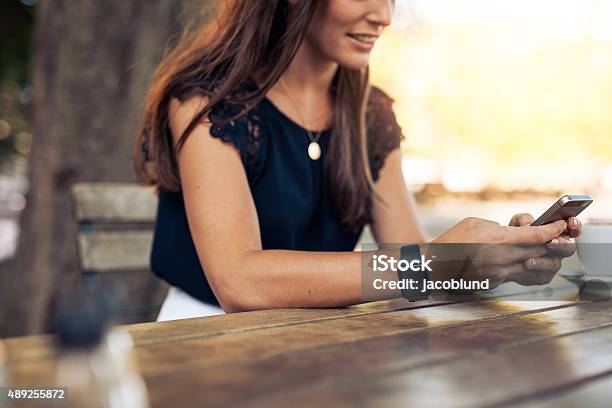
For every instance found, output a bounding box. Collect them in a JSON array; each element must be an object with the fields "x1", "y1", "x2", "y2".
[
  {"x1": 1, "y1": 0, "x2": 611, "y2": 336},
  {"x1": 371, "y1": 0, "x2": 612, "y2": 229}
]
